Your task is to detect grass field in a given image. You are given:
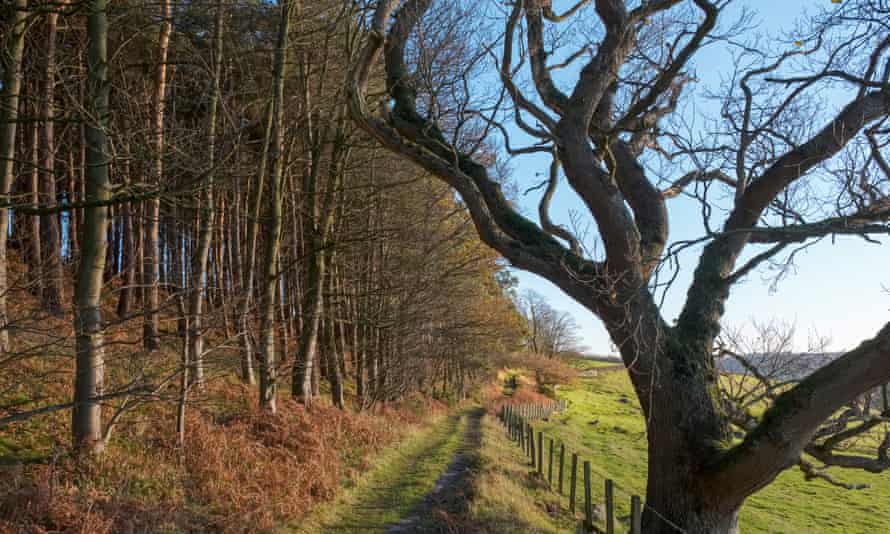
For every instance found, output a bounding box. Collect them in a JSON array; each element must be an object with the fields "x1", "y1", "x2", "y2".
[{"x1": 532, "y1": 371, "x2": 890, "y2": 533}]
